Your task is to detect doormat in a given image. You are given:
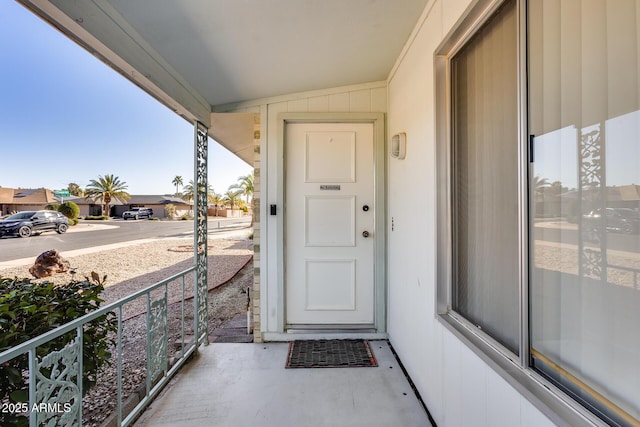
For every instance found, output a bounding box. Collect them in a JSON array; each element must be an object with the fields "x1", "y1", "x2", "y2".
[{"x1": 285, "y1": 339, "x2": 377, "y2": 368}]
